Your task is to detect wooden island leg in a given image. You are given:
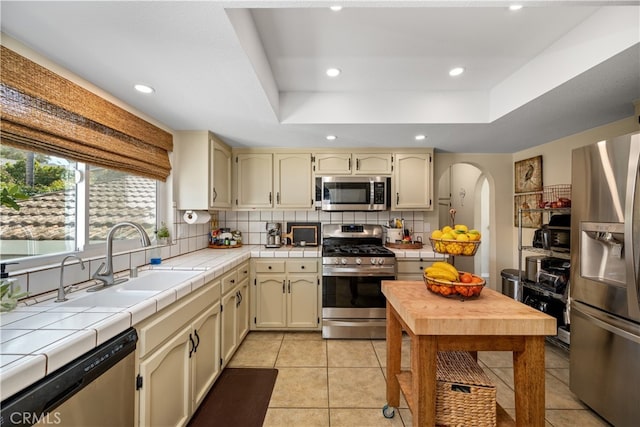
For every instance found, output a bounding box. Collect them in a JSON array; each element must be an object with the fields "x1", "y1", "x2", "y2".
[
  {"x1": 412, "y1": 335, "x2": 437, "y2": 427},
  {"x1": 513, "y1": 336, "x2": 546, "y2": 427},
  {"x1": 386, "y1": 303, "x2": 402, "y2": 409}
]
